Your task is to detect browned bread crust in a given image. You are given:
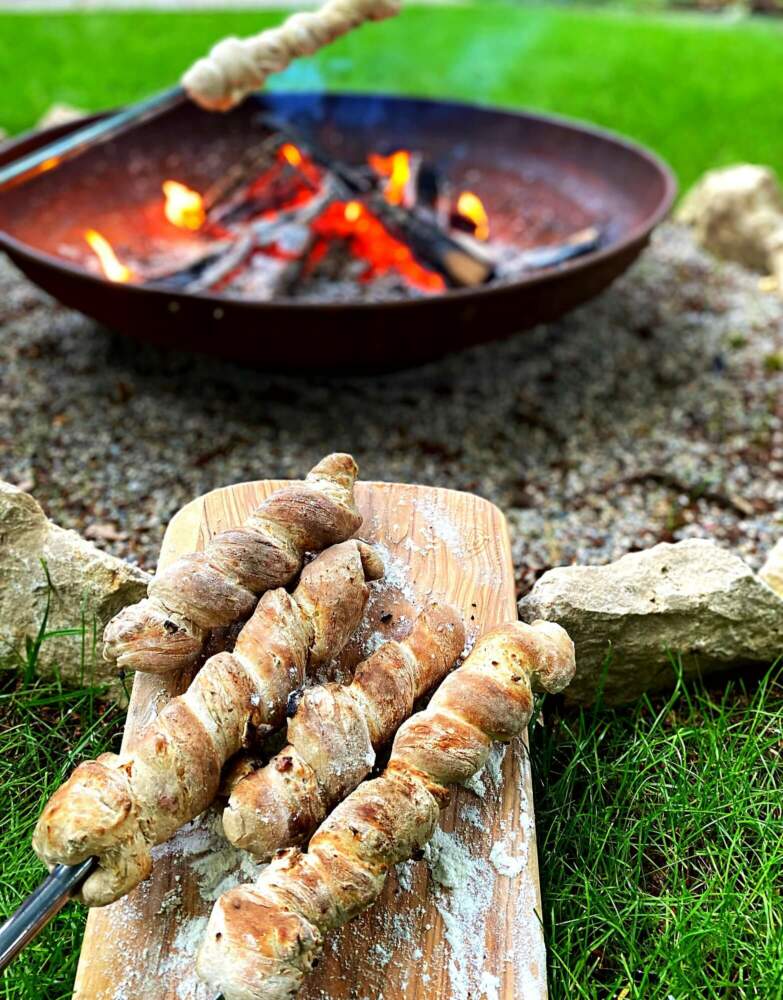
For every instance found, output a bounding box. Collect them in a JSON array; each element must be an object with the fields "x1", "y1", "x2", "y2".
[
  {"x1": 196, "y1": 620, "x2": 575, "y2": 1000},
  {"x1": 103, "y1": 454, "x2": 362, "y2": 675},
  {"x1": 32, "y1": 540, "x2": 382, "y2": 907},
  {"x1": 223, "y1": 602, "x2": 465, "y2": 858}
]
